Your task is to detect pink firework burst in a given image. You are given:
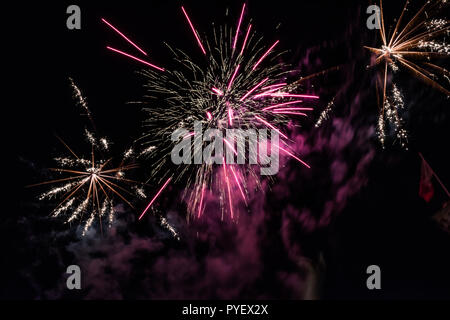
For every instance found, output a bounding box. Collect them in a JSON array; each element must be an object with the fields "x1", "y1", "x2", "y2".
[{"x1": 102, "y1": 3, "x2": 318, "y2": 221}]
